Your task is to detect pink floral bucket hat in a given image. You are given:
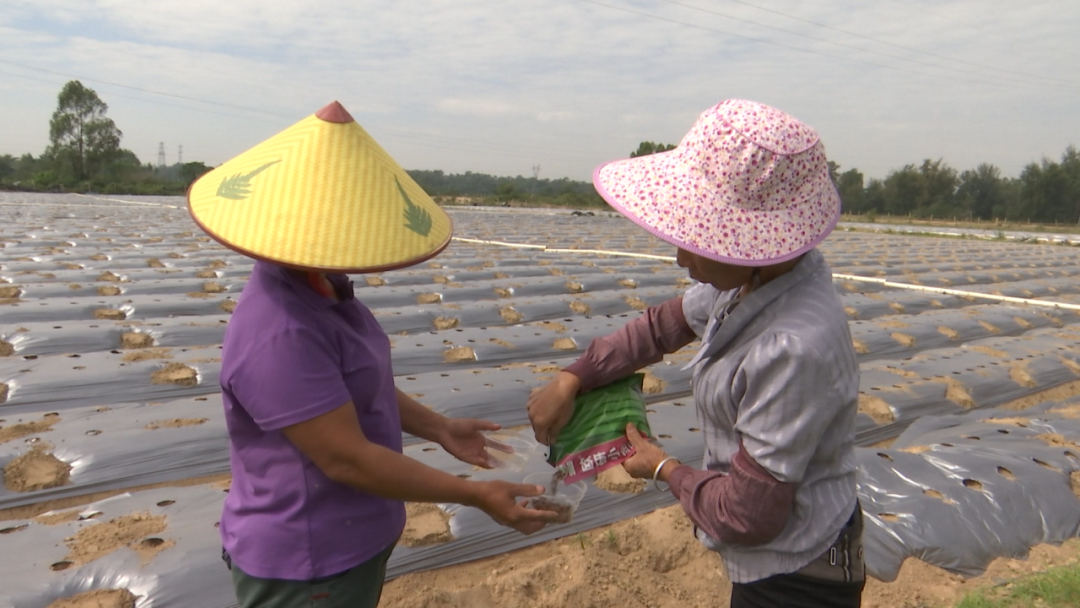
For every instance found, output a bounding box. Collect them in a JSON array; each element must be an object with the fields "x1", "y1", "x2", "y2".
[{"x1": 593, "y1": 99, "x2": 841, "y2": 266}]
